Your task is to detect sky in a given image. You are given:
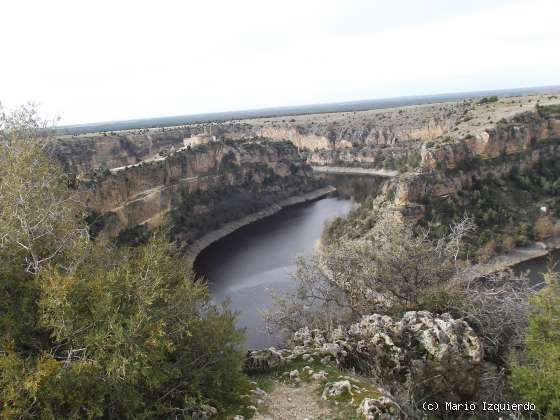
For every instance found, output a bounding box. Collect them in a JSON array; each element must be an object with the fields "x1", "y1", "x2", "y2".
[{"x1": 1, "y1": 0, "x2": 559, "y2": 125}]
